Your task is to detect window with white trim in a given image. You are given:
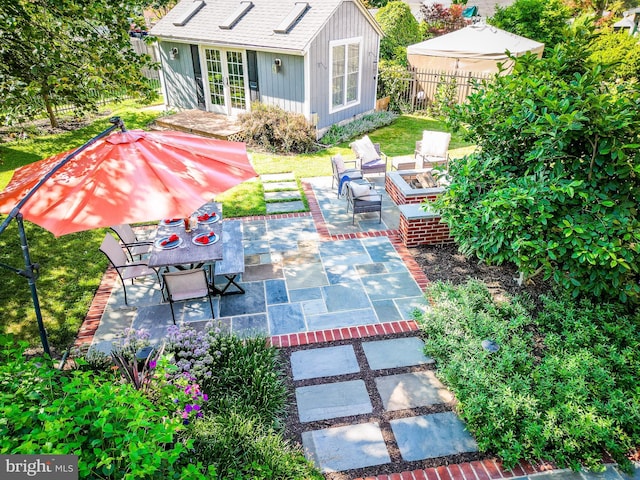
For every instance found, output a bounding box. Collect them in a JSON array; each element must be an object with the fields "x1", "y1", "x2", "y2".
[{"x1": 330, "y1": 38, "x2": 361, "y2": 111}]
